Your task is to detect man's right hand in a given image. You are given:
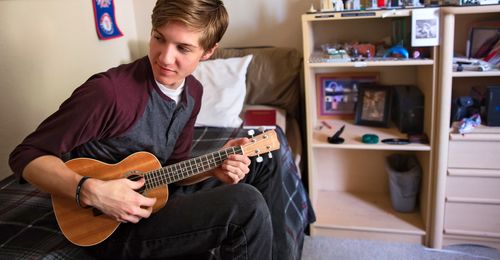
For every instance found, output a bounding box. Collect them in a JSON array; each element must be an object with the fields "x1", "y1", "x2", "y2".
[{"x1": 80, "y1": 177, "x2": 157, "y2": 223}]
